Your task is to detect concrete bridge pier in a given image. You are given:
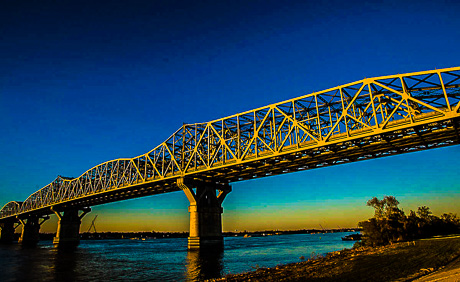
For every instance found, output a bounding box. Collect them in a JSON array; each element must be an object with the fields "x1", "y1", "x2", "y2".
[
  {"x1": 177, "y1": 178, "x2": 231, "y2": 250},
  {"x1": 52, "y1": 207, "x2": 91, "y2": 246},
  {"x1": 18, "y1": 215, "x2": 50, "y2": 246},
  {"x1": 0, "y1": 219, "x2": 19, "y2": 243}
]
